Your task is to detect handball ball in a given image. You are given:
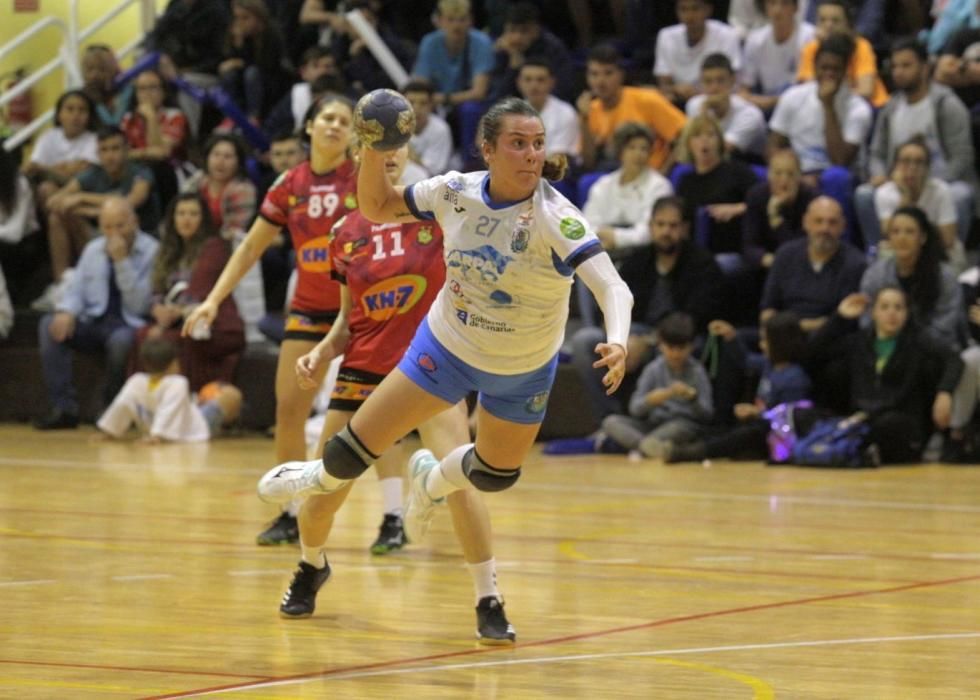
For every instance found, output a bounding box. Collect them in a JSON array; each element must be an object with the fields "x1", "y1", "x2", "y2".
[{"x1": 354, "y1": 89, "x2": 416, "y2": 150}]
